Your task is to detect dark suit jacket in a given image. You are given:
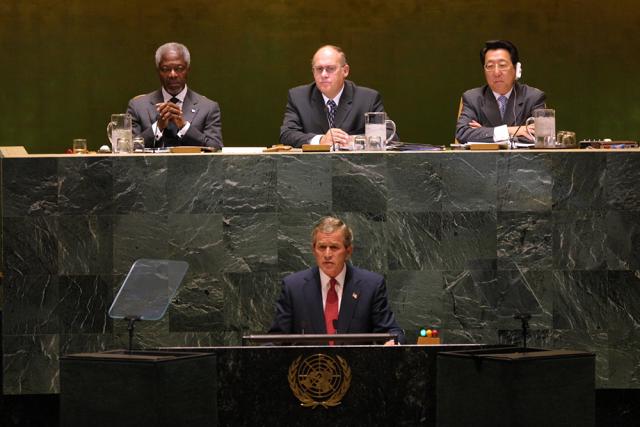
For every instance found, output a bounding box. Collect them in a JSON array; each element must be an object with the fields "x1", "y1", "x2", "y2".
[
  {"x1": 455, "y1": 82, "x2": 546, "y2": 143},
  {"x1": 126, "y1": 88, "x2": 223, "y2": 150},
  {"x1": 269, "y1": 265, "x2": 406, "y2": 344},
  {"x1": 279, "y1": 80, "x2": 396, "y2": 148}
]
